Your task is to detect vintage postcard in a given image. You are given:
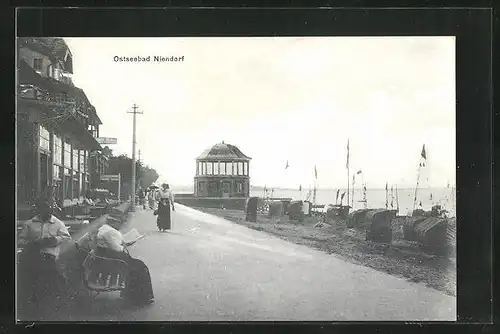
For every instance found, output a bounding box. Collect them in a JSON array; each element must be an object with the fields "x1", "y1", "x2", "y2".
[{"x1": 16, "y1": 36, "x2": 456, "y2": 321}]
